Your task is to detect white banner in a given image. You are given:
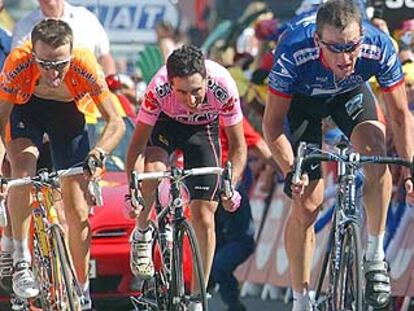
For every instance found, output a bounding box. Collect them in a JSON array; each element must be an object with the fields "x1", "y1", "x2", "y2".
[{"x1": 69, "y1": 0, "x2": 179, "y2": 44}]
